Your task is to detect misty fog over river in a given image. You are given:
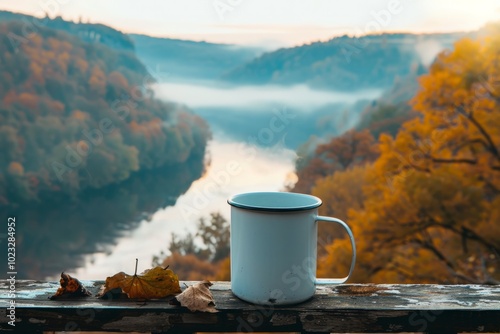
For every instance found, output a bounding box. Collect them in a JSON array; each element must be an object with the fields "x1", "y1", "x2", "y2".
[
  {"x1": 71, "y1": 81, "x2": 382, "y2": 279},
  {"x1": 0, "y1": 76, "x2": 382, "y2": 280},
  {"x1": 3, "y1": 1, "x2": 495, "y2": 287},
  {"x1": 155, "y1": 81, "x2": 383, "y2": 148}
]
